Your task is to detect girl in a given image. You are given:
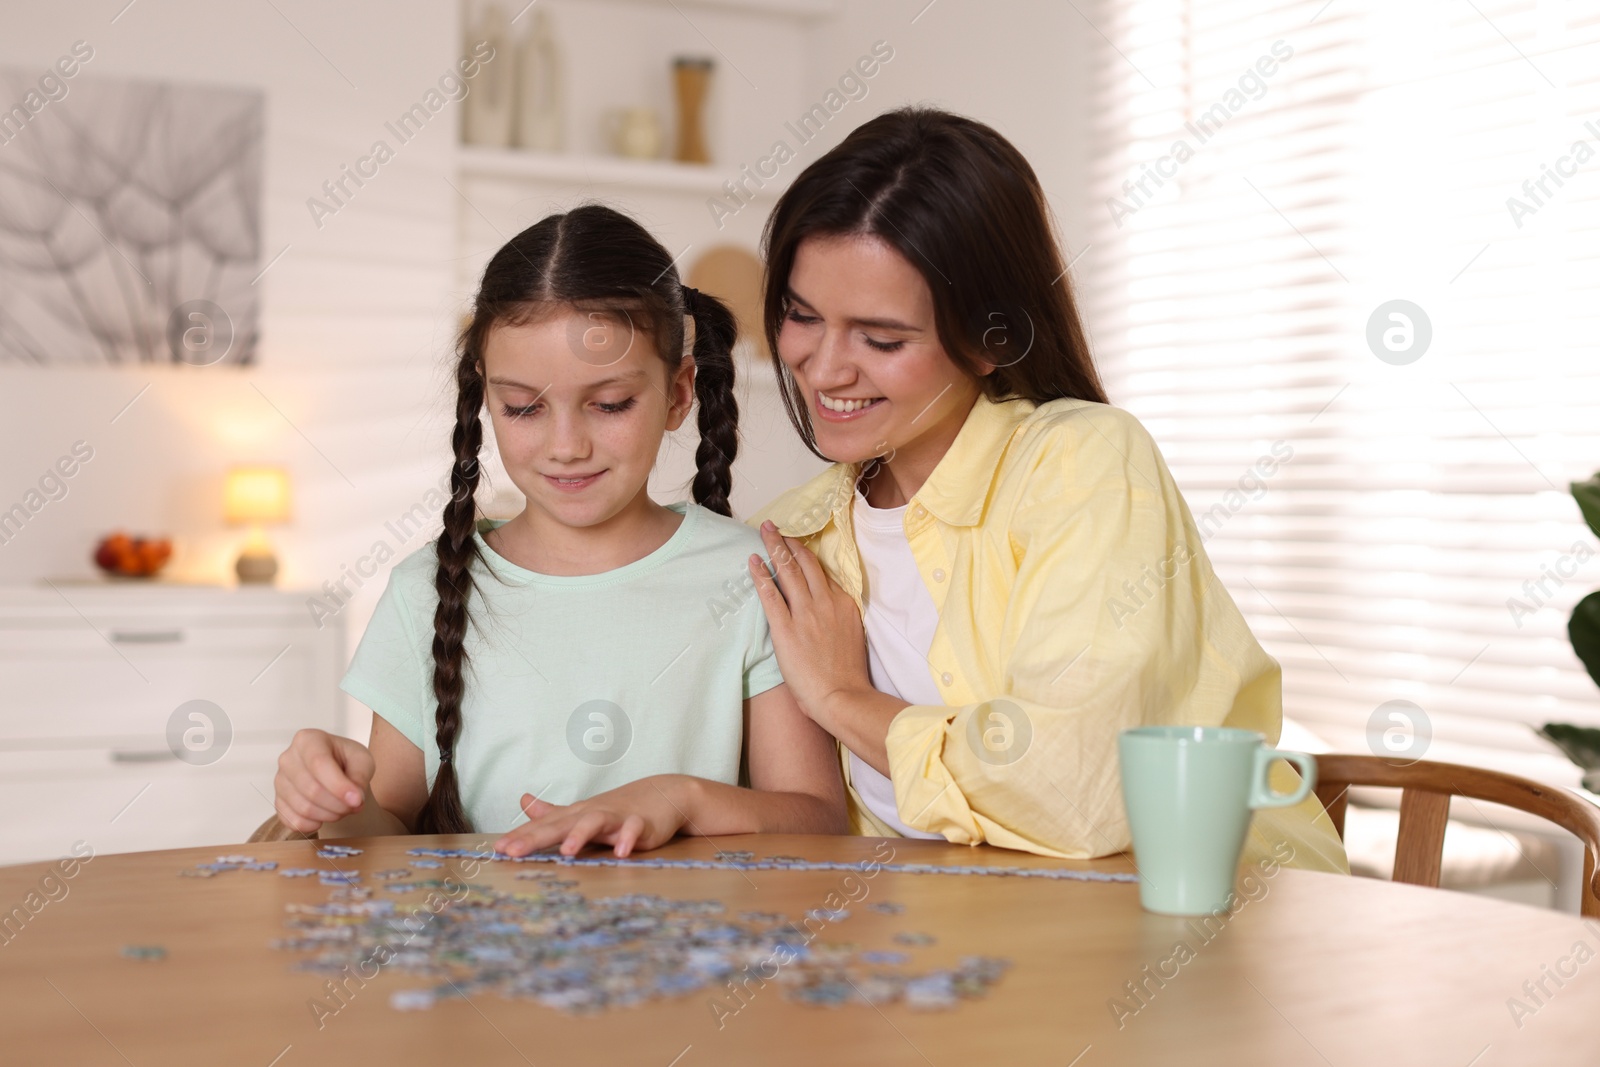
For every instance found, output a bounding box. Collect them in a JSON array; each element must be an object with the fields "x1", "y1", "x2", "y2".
[
  {"x1": 740, "y1": 106, "x2": 1350, "y2": 873},
  {"x1": 272, "y1": 204, "x2": 846, "y2": 857}
]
